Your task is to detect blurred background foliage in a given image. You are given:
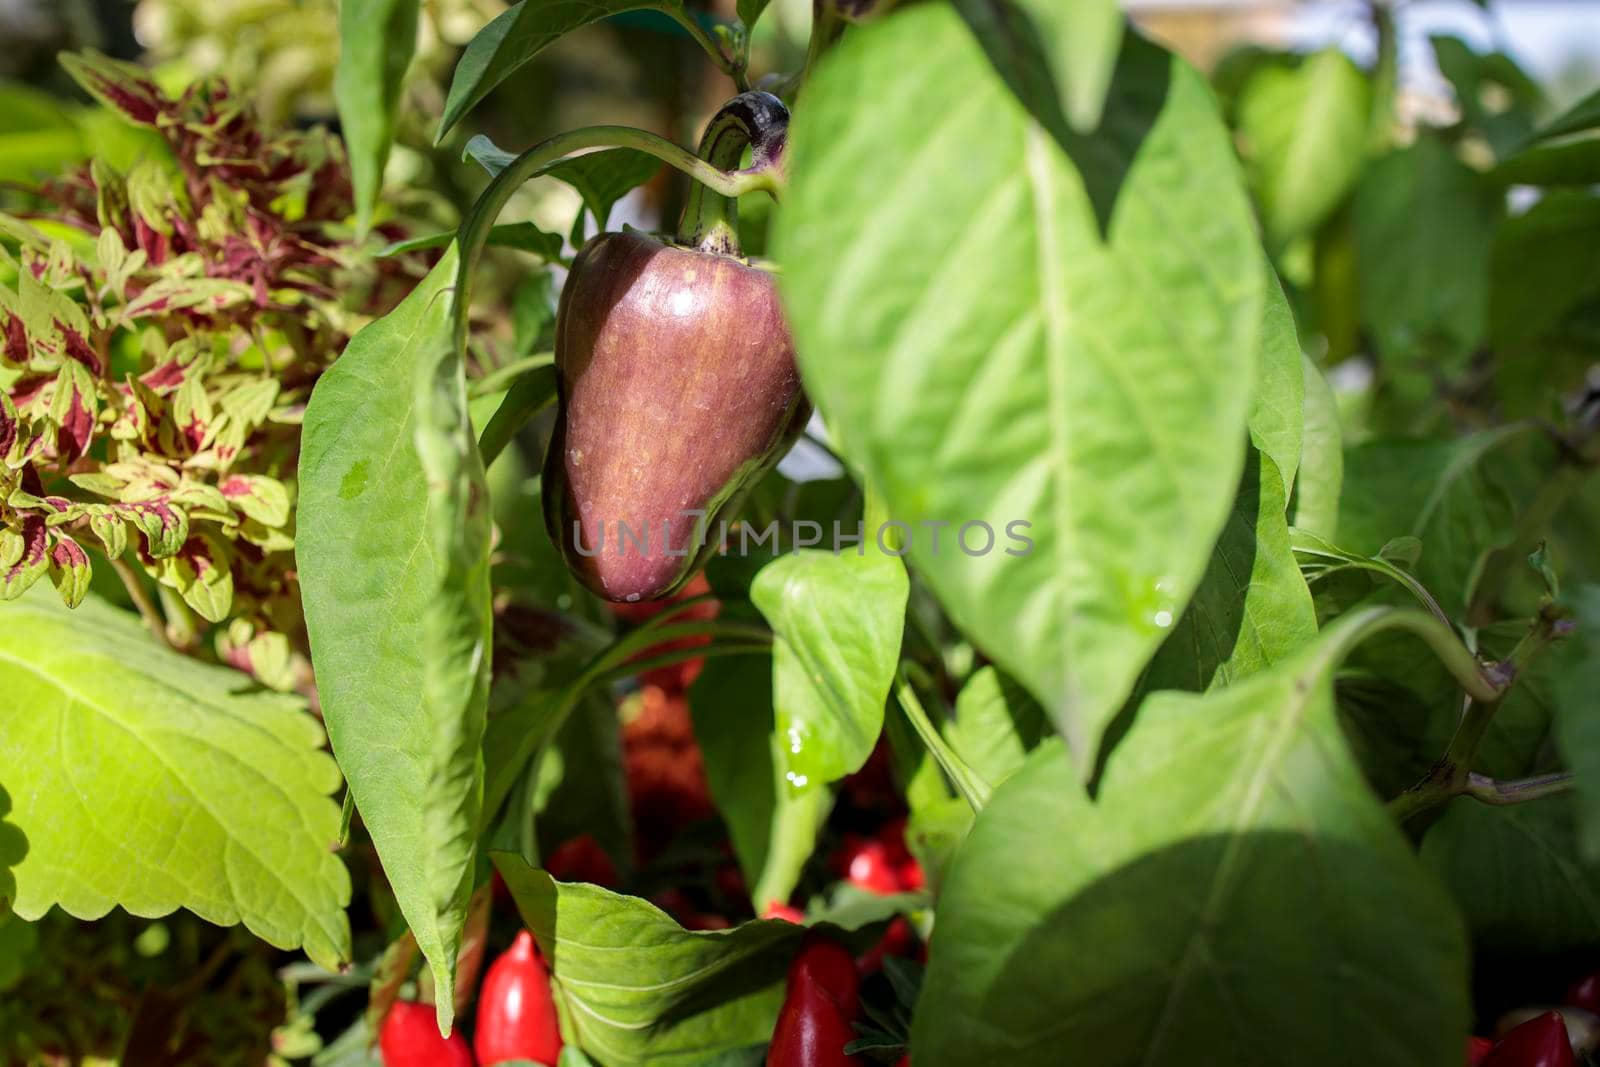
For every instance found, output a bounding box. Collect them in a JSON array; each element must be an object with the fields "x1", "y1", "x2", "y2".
[{"x1": 1, "y1": 0, "x2": 1598, "y2": 1063}]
